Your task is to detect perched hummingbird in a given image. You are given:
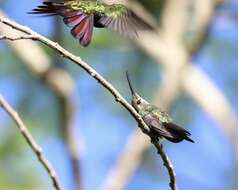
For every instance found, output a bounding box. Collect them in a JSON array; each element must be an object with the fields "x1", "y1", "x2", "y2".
[
  {"x1": 126, "y1": 72, "x2": 194, "y2": 143},
  {"x1": 30, "y1": 0, "x2": 153, "y2": 47}
]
